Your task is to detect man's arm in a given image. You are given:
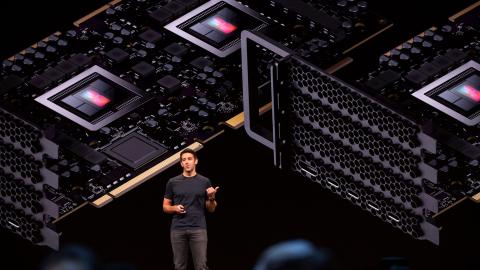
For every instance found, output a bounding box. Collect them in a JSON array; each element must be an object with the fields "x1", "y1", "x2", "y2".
[
  {"x1": 163, "y1": 198, "x2": 185, "y2": 214},
  {"x1": 206, "y1": 198, "x2": 217, "y2": 213},
  {"x1": 205, "y1": 186, "x2": 219, "y2": 213}
]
